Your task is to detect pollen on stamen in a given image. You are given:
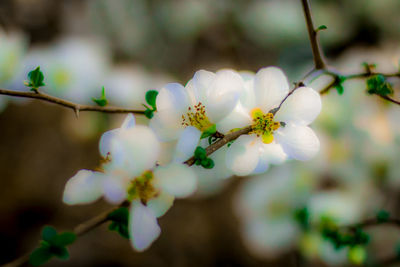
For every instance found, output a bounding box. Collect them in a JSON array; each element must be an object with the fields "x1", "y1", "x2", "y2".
[
  {"x1": 181, "y1": 102, "x2": 213, "y2": 131},
  {"x1": 250, "y1": 108, "x2": 281, "y2": 144}
]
